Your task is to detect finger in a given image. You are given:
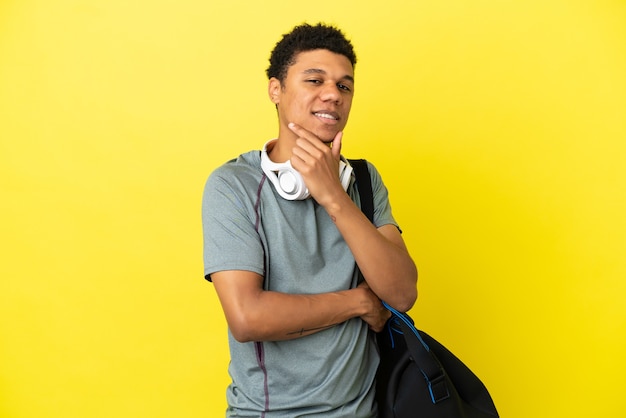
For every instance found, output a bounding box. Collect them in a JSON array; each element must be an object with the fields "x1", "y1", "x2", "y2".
[
  {"x1": 288, "y1": 122, "x2": 319, "y2": 143},
  {"x1": 287, "y1": 122, "x2": 321, "y2": 156},
  {"x1": 290, "y1": 123, "x2": 334, "y2": 164},
  {"x1": 331, "y1": 131, "x2": 343, "y2": 159}
]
